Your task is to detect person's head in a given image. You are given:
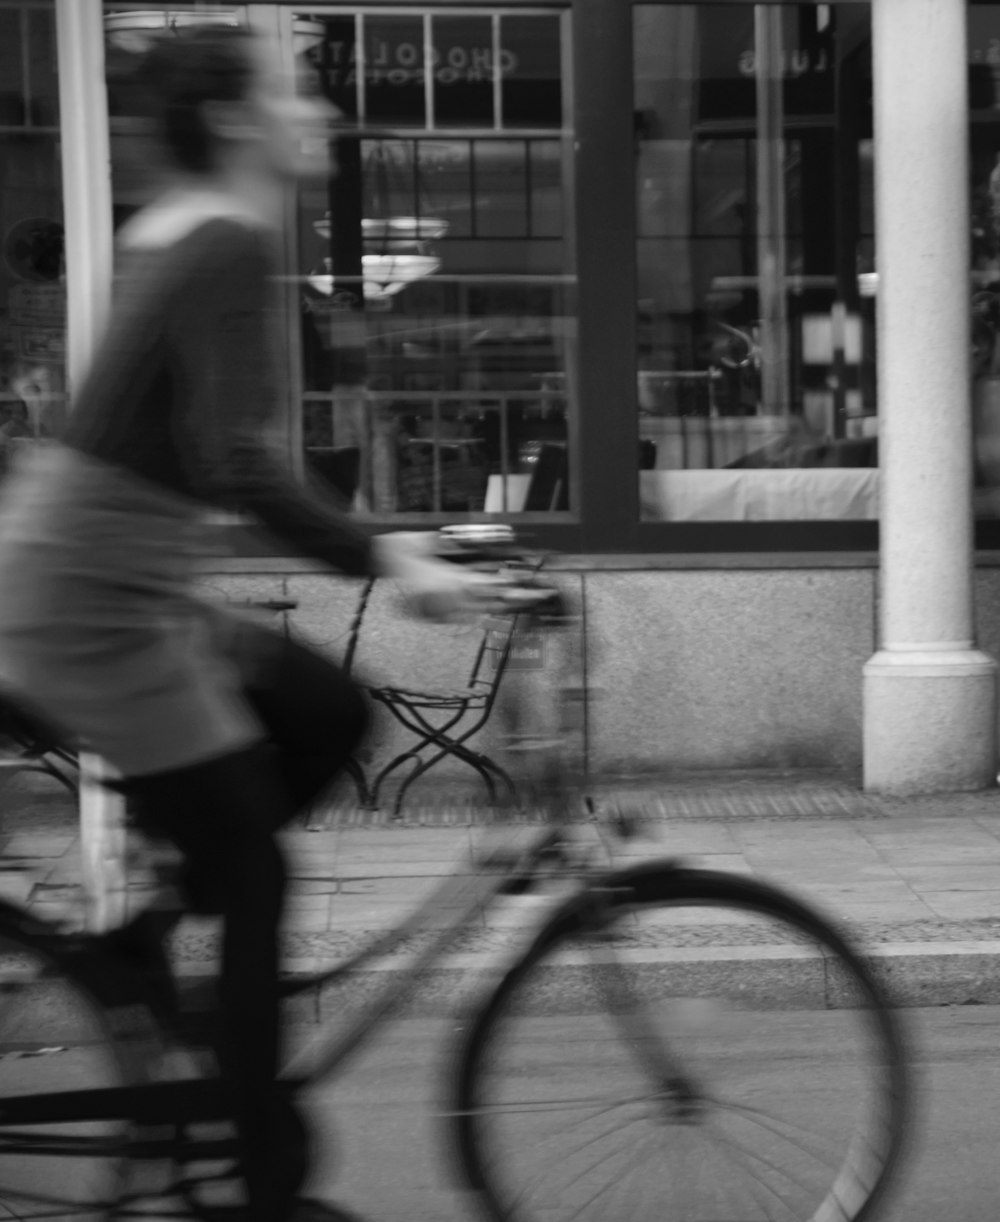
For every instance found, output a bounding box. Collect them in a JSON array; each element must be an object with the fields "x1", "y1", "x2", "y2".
[{"x1": 130, "y1": 24, "x2": 337, "y2": 182}]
